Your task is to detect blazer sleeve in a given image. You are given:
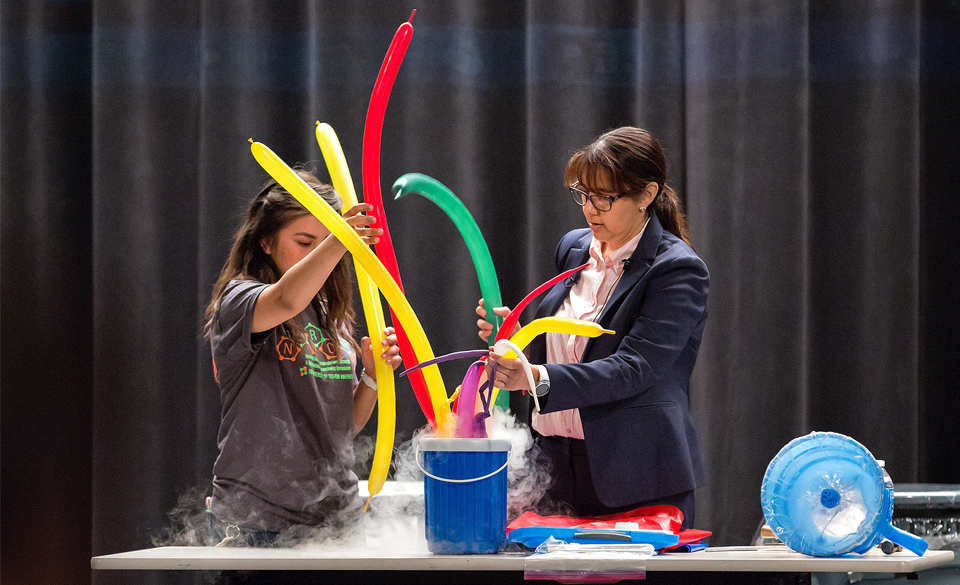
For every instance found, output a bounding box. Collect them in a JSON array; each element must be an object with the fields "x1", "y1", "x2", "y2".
[{"x1": 539, "y1": 253, "x2": 709, "y2": 411}]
